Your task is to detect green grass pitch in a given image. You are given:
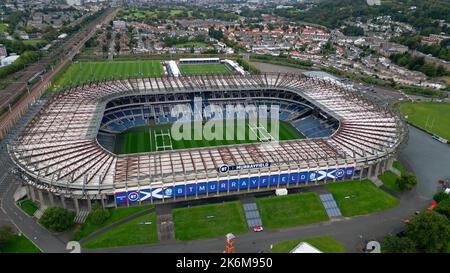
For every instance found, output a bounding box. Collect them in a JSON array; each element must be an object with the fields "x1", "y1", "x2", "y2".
[
  {"x1": 179, "y1": 64, "x2": 232, "y2": 75},
  {"x1": 51, "y1": 60, "x2": 164, "y2": 90},
  {"x1": 113, "y1": 119, "x2": 305, "y2": 154},
  {"x1": 400, "y1": 102, "x2": 450, "y2": 141}
]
